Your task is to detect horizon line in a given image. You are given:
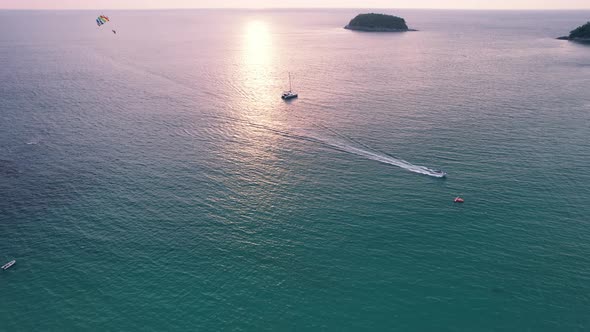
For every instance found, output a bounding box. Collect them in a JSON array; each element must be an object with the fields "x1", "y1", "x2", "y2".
[{"x1": 2, "y1": 7, "x2": 590, "y2": 11}]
